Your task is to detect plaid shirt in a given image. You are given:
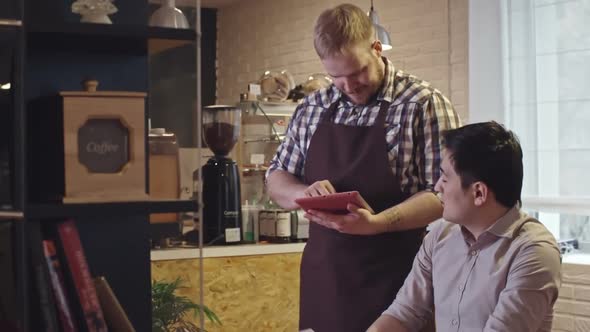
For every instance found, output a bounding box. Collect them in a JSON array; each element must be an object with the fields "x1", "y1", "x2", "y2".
[{"x1": 267, "y1": 57, "x2": 461, "y2": 194}]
